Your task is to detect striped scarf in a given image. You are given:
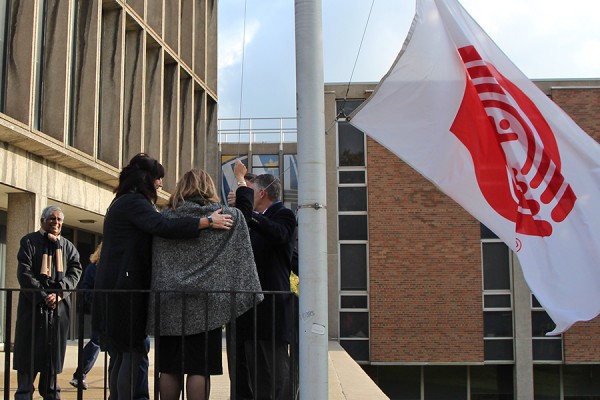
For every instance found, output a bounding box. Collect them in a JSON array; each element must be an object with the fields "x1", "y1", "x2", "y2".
[{"x1": 40, "y1": 232, "x2": 64, "y2": 283}]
